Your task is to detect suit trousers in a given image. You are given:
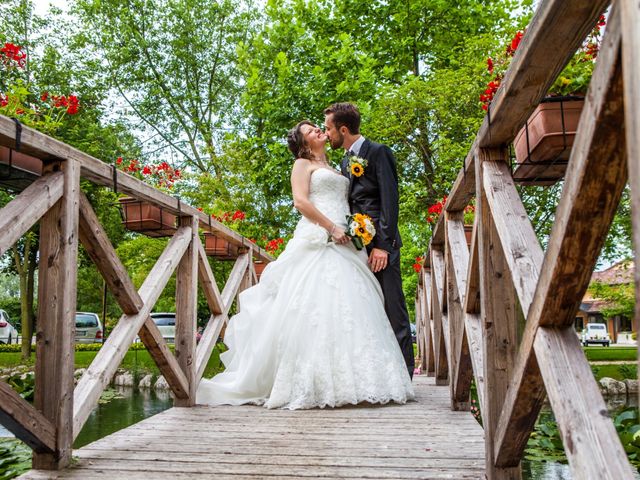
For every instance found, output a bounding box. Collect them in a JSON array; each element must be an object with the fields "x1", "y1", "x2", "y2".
[{"x1": 371, "y1": 248, "x2": 415, "y2": 379}]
